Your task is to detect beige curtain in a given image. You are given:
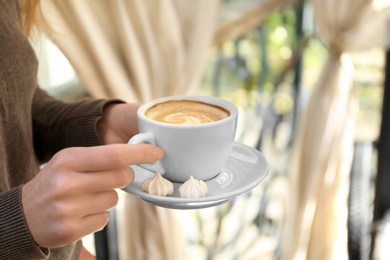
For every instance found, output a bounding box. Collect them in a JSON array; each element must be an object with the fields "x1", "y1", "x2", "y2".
[
  {"x1": 40, "y1": 0, "x2": 221, "y2": 102},
  {"x1": 39, "y1": 0, "x2": 221, "y2": 259},
  {"x1": 281, "y1": 0, "x2": 390, "y2": 259}
]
